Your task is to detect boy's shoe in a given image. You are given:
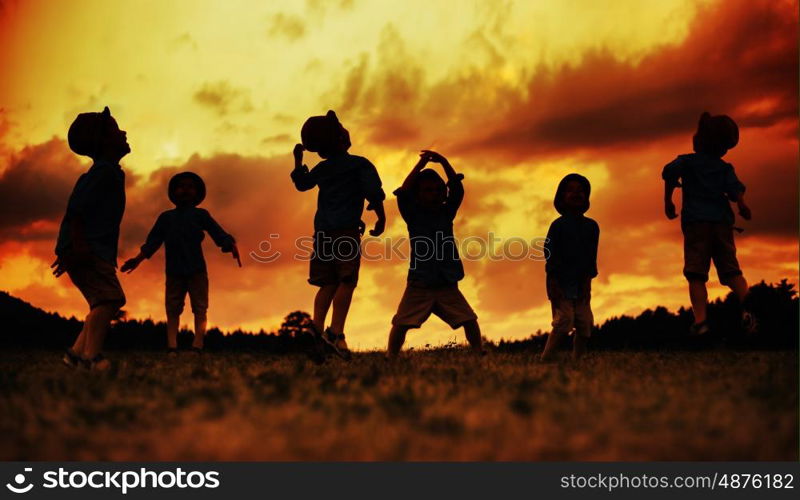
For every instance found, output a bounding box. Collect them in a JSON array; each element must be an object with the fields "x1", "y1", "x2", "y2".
[
  {"x1": 189, "y1": 346, "x2": 203, "y2": 355},
  {"x1": 62, "y1": 348, "x2": 82, "y2": 368},
  {"x1": 166, "y1": 347, "x2": 179, "y2": 357},
  {"x1": 741, "y1": 311, "x2": 758, "y2": 335},
  {"x1": 689, "y1": 321, "x2": 710, "y2": 336},
  {"x1": 86, "y1": 354, "x2": 111, "y2": 372},
  {"x1": 322, "y1": 327, "x2": 352, "y2": 361}
]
